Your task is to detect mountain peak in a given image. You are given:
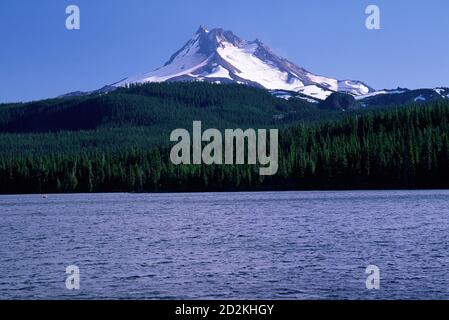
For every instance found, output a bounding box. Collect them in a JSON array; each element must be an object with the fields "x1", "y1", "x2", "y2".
[
  {"x1": 208, "y1": 28, "x2": 244, "y2": 47},
  {"x1": 114, "y1": 26, "x2": 374, "y2": 99},
  {"x1": 196, "y1": 25, "x2": 209, "y2": 34}
]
